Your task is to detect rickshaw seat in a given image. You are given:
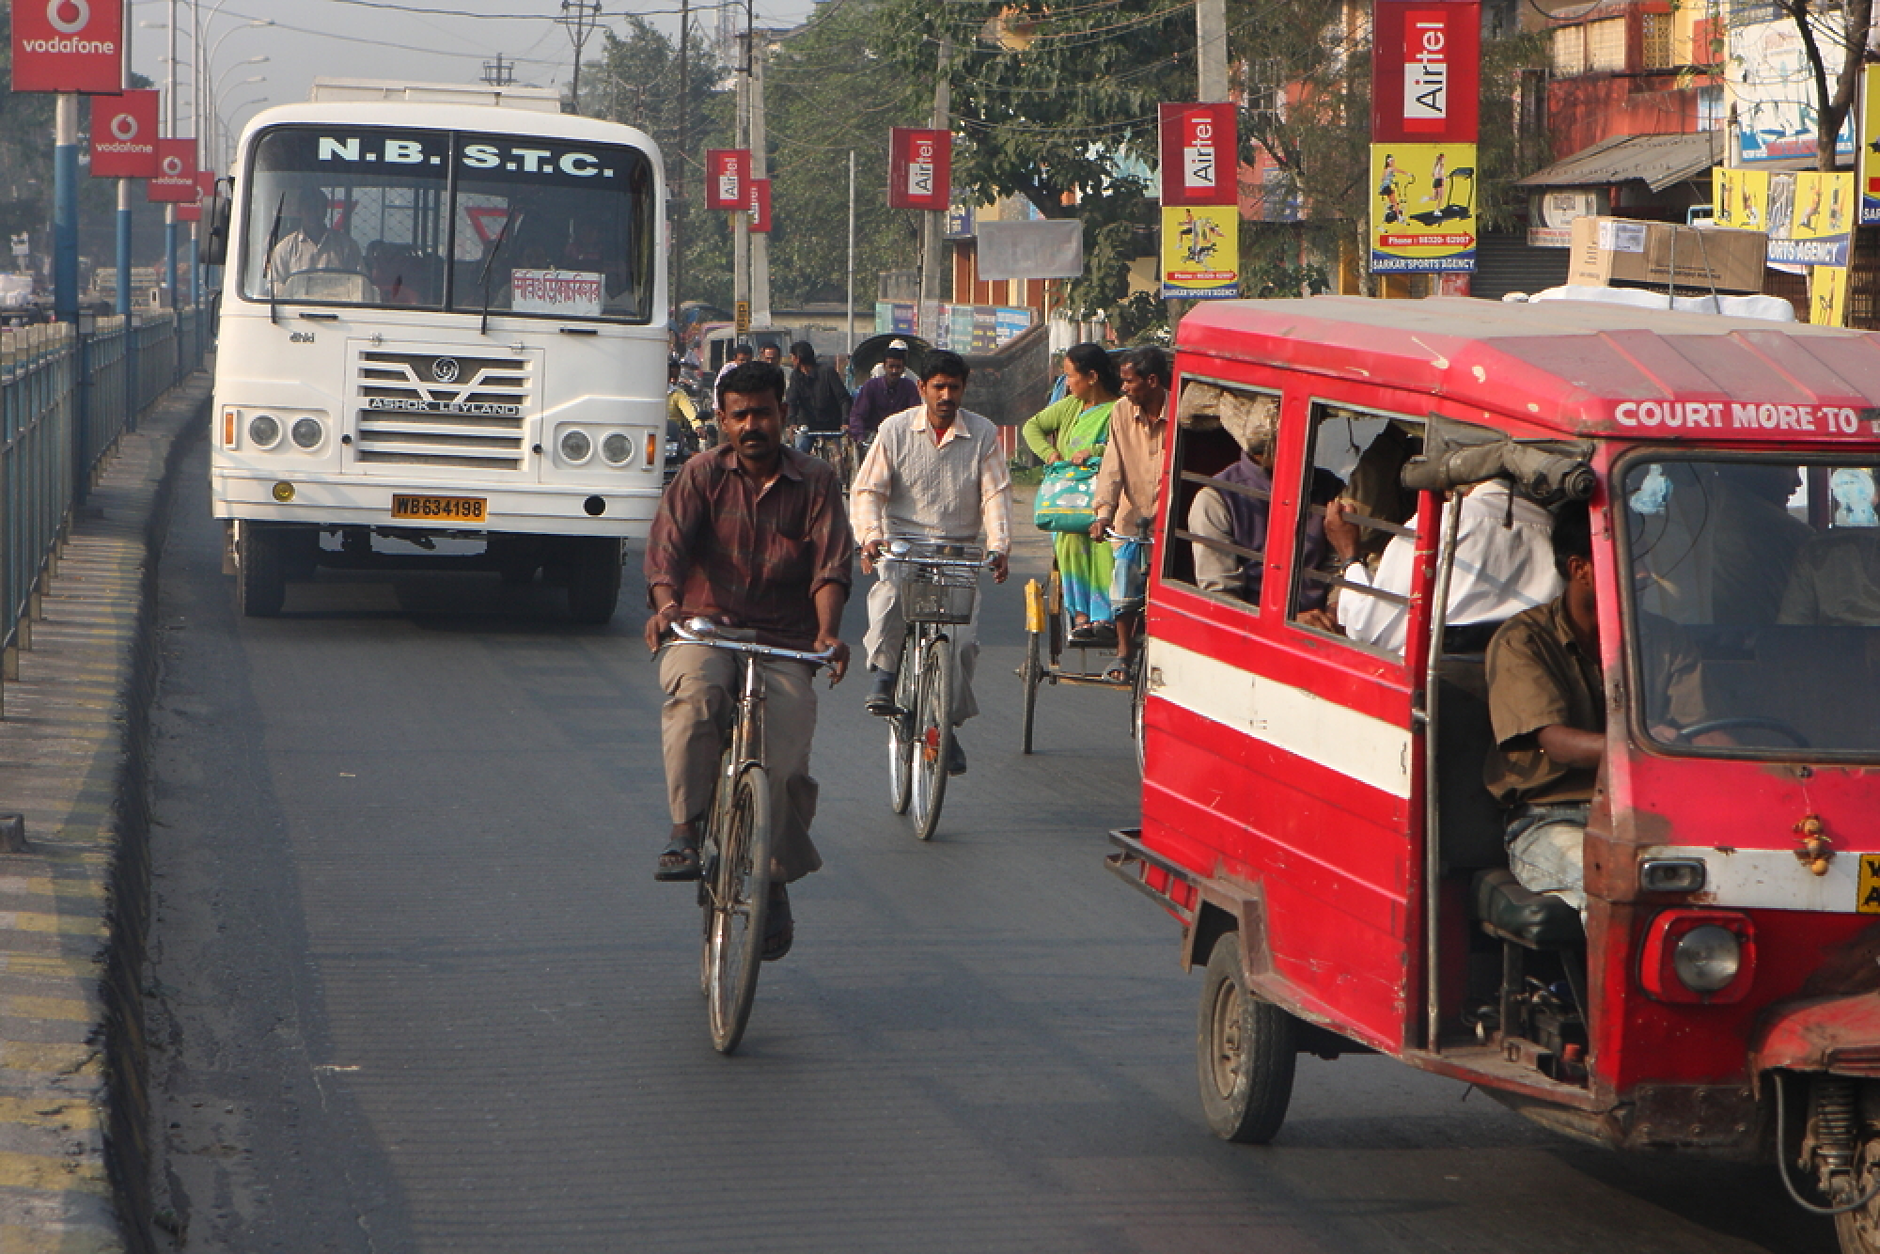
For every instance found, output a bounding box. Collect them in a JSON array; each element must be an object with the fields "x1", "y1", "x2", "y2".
[
  {"x1": 1434, "y1": 655, "x2": 1509, "y2": 871},
  {"x1": 1472, "y1": 868, "x2": 1583, "y2": 948}
]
